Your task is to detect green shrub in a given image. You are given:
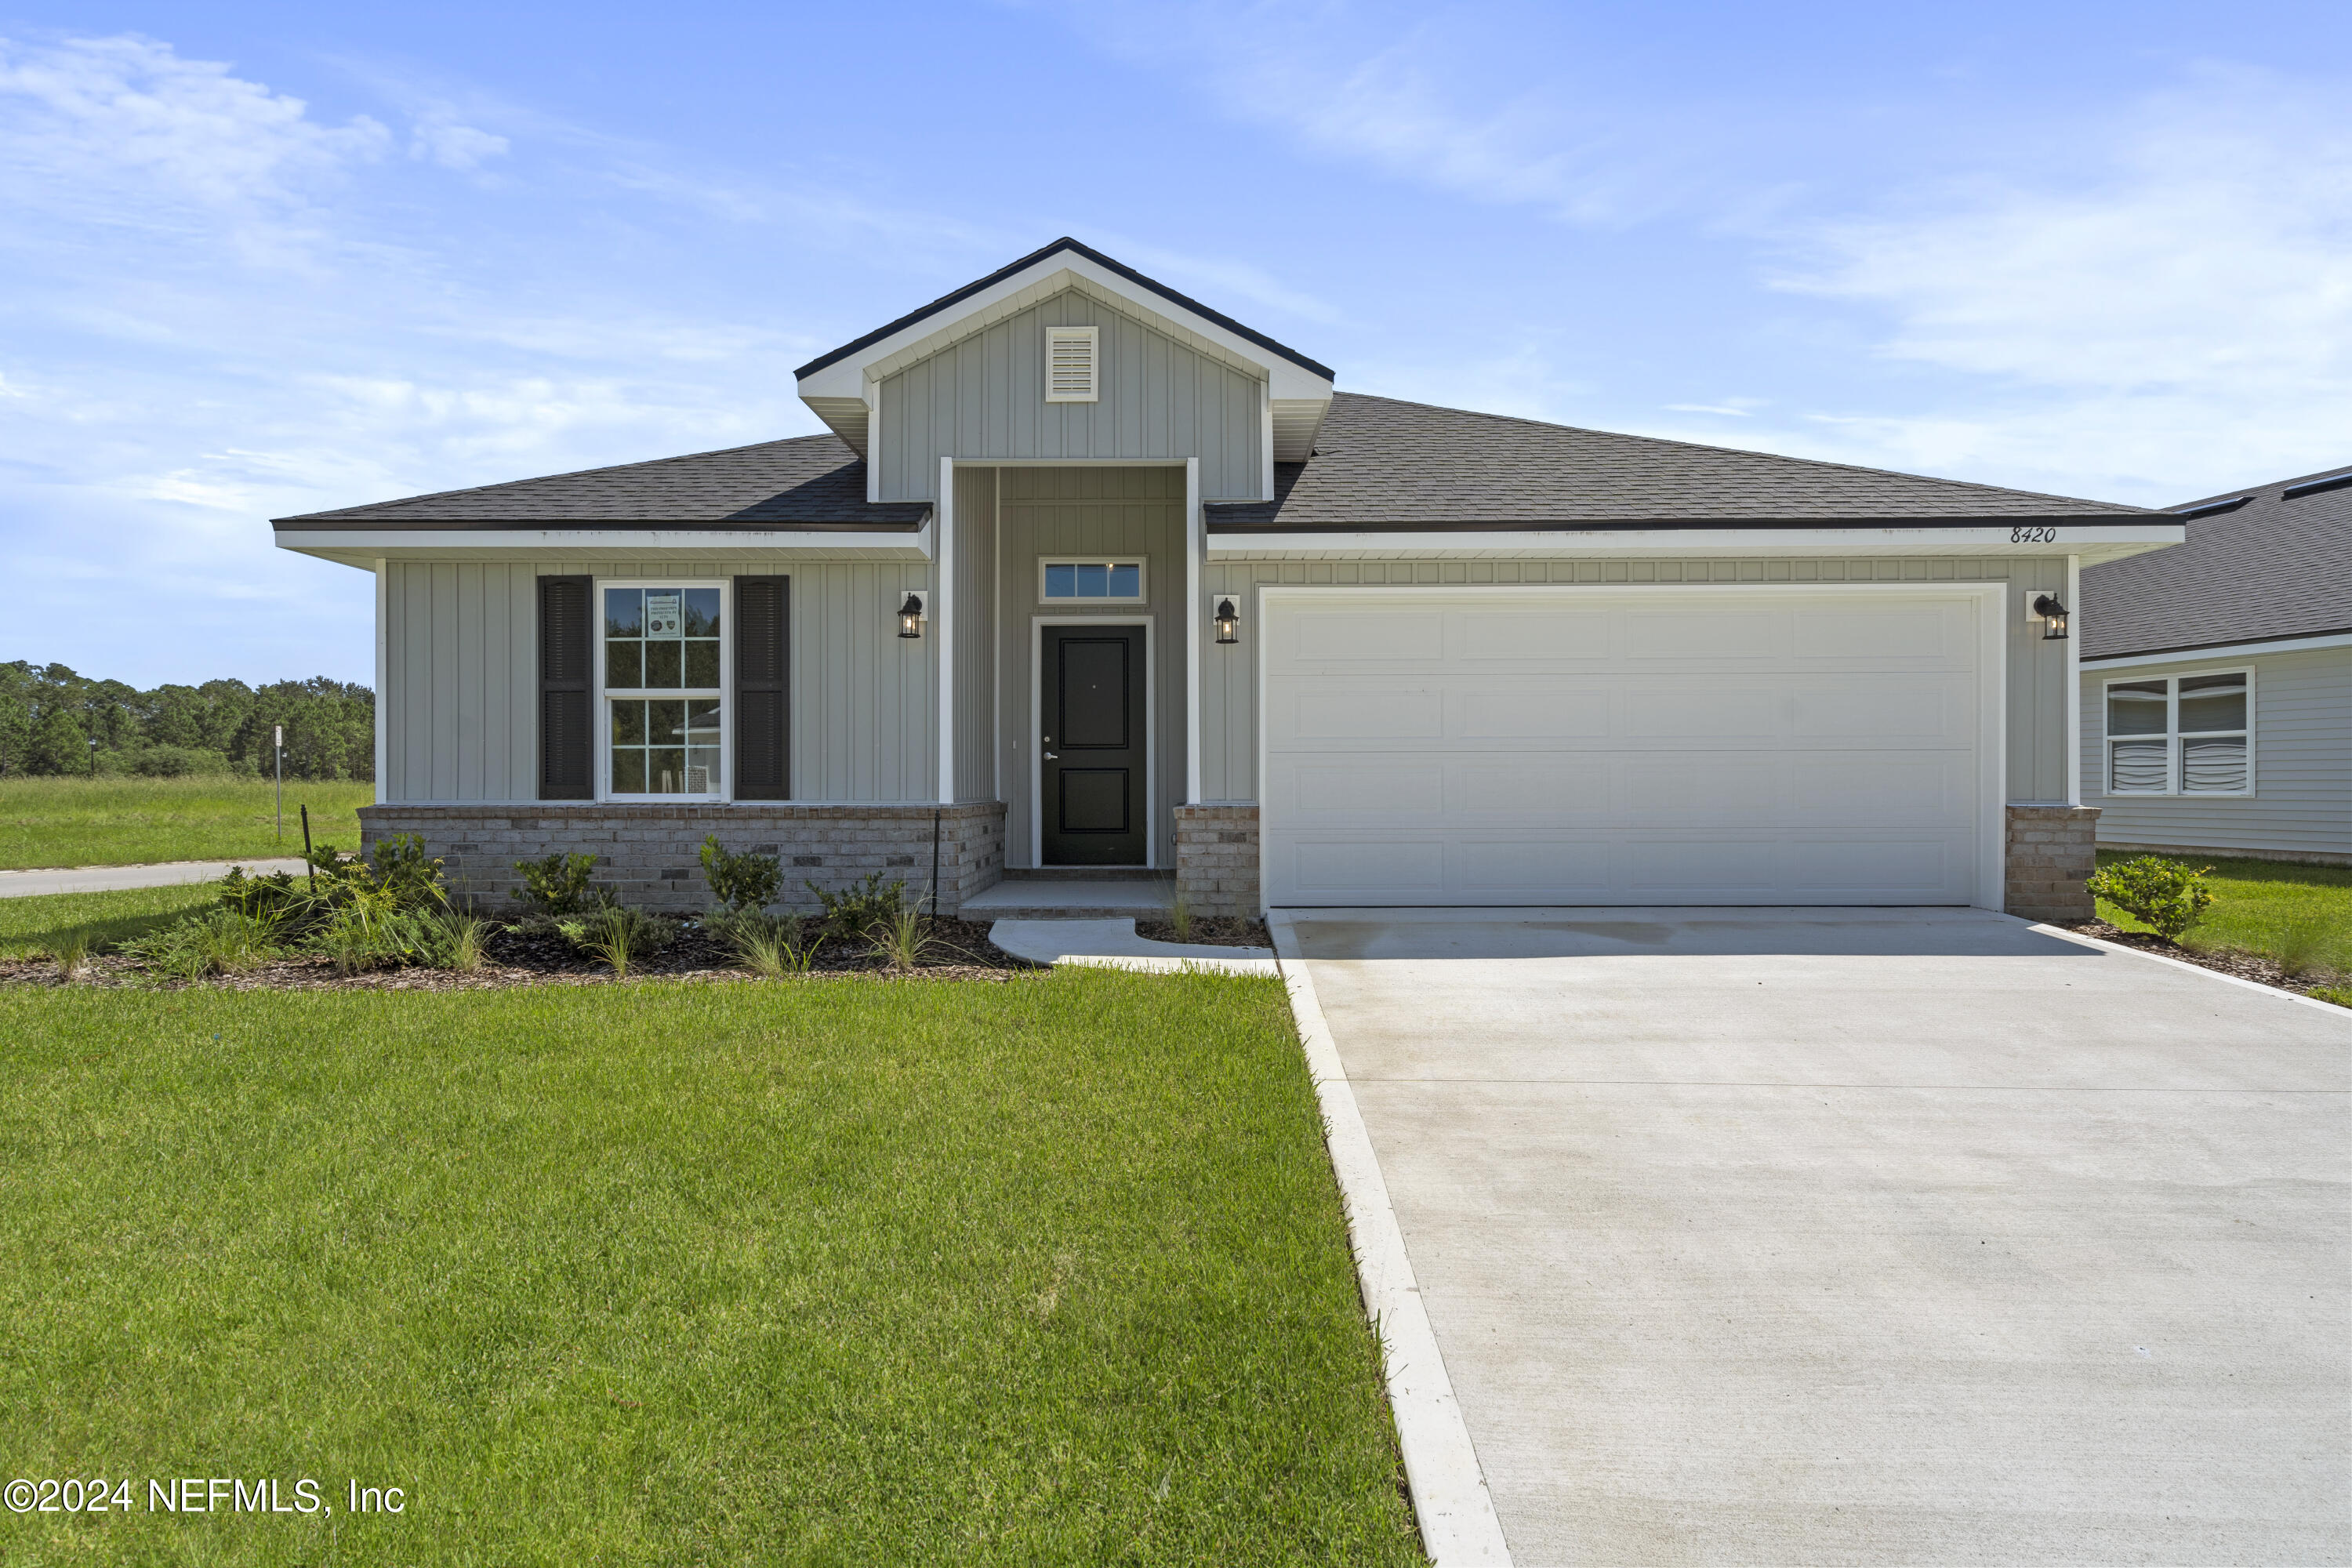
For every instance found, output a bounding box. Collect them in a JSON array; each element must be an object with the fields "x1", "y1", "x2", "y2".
[
  {"x1": 514, "y1": 851, "x2": 604, "y2": 917},
  {"x1": 699, "y1": 836, "x2": 783, "y2": 913},
  {"x1": 2086, "y1": 855, "x2": 2217, "y2": 941},
  {"x1": 808, "y1": 871, "x2": 908, "y2": 942},
  {"x1": 867, "y1": 905, "x2": 933, "y2": 974},
  {"x1": 556, "y1": 906, "x2": 675, "y2": 977}
]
